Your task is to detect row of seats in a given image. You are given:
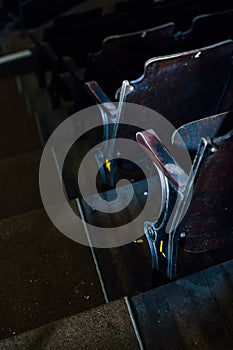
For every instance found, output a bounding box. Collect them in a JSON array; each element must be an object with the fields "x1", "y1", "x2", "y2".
[
  {"x1": 18, "y1": 4, "x2": 232, "y2": 196},
  {"x1": 2, "y1": 2, "x2": 233, "y2": 112},
  {"x1": 0, "y1": 0, "x2": 85, "y2": 29},
  {"x1": 50, "y1": 4, "x2": 232, "y2": 278},
  {"x1": 39, "y1": 8, "x2": 233, "y2": 114},
  {"x1": 0, "y1": 1, "x2": 232, "y2": 279}
]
